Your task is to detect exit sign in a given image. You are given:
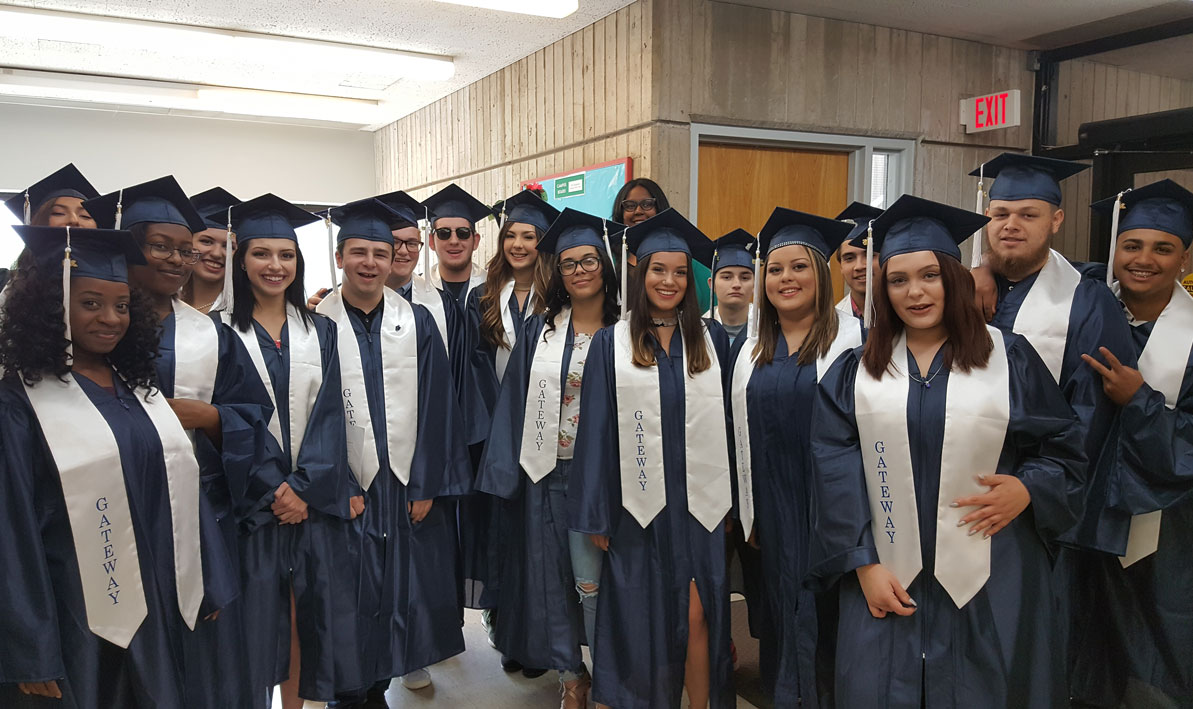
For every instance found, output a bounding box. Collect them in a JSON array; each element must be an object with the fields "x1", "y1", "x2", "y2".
[{"x1": 960, "y1": 90, "x2": 1021, "y2": 134}]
